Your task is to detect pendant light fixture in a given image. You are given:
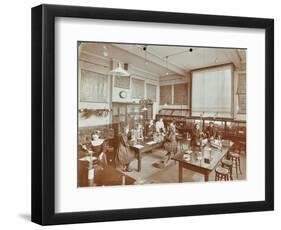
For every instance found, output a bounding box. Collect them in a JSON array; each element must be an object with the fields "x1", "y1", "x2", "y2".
[
  {"x1": 143, "y1": 45, "x2": 149, "y2": 65},
  {"x1": 109, "y1": 62, "x2": 130, "y2": 77}
]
